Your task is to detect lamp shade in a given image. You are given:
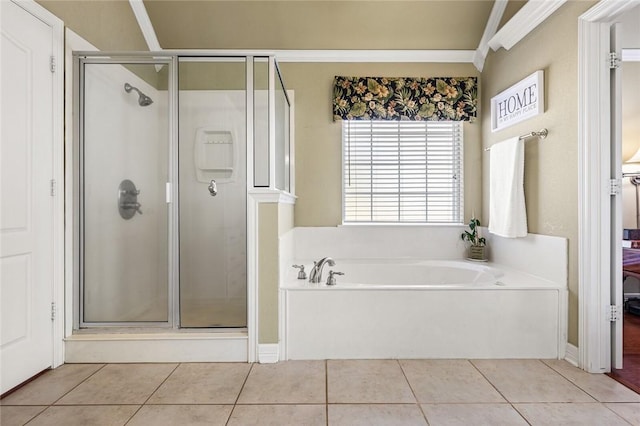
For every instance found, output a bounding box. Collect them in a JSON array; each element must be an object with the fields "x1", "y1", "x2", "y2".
[{"x1": 627, "y1": 147, "x2": 640, "y2": 164}]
